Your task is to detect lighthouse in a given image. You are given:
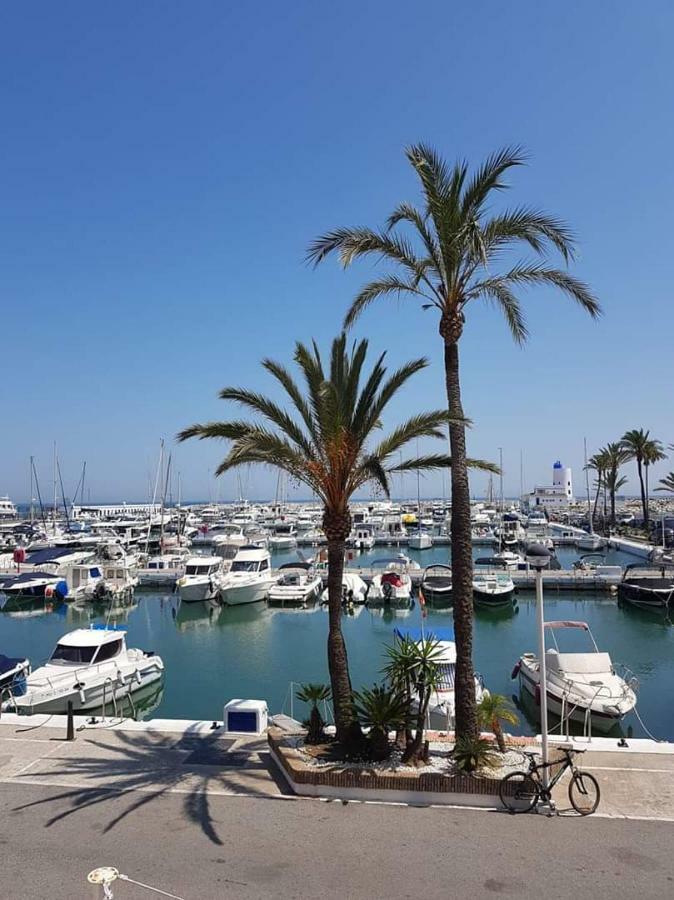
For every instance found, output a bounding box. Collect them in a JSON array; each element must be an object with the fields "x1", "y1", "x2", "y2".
[{"x1": 552, "y1": 460, "x2": 573, "y2": 501}]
